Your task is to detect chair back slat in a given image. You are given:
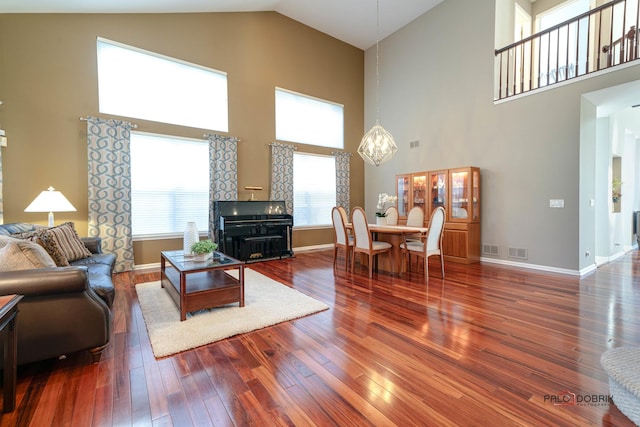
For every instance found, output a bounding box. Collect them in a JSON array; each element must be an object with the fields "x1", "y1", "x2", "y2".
[
  {"x1": 337, "y1": 206, "x2": 349, "y2": 224},
  {"x1": 384, "y1": 206, "x2": 399, "y2": 225},
  {"x1": 332, "y1": 207, "x2": 348, "y2": 245},
  {"x1": 426, "y1": 207, "x2": 445, "y2": 251},
  {"x1": 351, "y1": 207, "x2": 372, "y2": 251},
  {"x1": 406, "y1": 207, "x2": 424, "y2": 227}
]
